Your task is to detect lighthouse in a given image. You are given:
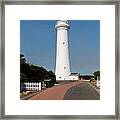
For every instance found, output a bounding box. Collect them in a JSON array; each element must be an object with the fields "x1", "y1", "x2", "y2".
[{"x1": 55, "y1": 20, "x2": 71, "y2": 81}]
